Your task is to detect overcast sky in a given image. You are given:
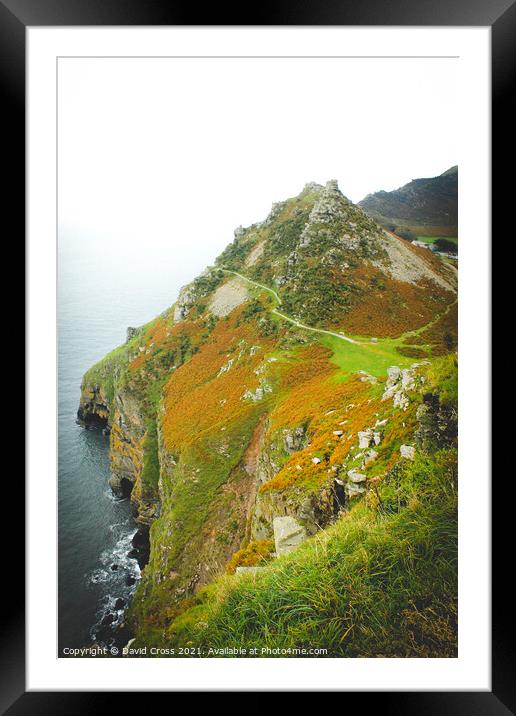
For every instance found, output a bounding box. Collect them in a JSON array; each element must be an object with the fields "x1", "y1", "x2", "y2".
[{"x1": 58, "y1": 57, "x2": 457, "y2": 275}]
